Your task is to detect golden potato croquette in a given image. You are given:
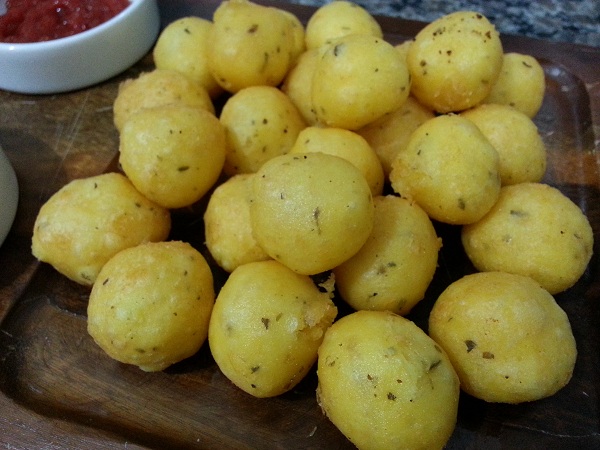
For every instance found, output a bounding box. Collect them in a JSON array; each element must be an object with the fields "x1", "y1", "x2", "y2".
[
  {"x1": 250, "y1": 152, "x2": 374, "y2": 275},
  {"x1": 153, "y1": 17, "x2": 223, "y2": 98},
  {"x1": 209, "y1": 260, "x2": 337, "y2": 397},
  {"x1": 304, "y1": 0, "x2": 382, "y2": 49},
  {"x1": 113, "y1": 69, "x2": 214, "y2": 132},
  {"x1": 390, "y1": 114, "x2": 501, "y2": 224},
  {"x1": 119, "y1": 105, "x2": 226, "y2": 209},
  {"x1": 317, "y1": 310, "x2": 459, "y2": 450},
  {"x1": 88, "y1": 241, "x2": 215, "y2": 372},
  {"x1": 279, "y1": 8, "x2": 306, "y2": 64},
  {"x1": 407, "y1": 11, "x2": 503, "y2": 113},
  {"x1": 462, "y1": 182, "x2": 594, "y2": 294},
  {"x1": 483, "y1": 52, "x2": 546, "y2": 118},
  {"x1": 312, "y1": 34, "x2": 411, "y2": 130},
  {"x1": 461, "y1": 103, "x2": 547, "y2": 185},
  {"x1": 334, "y1": 195, "x2": 441, "y2": 315},
  {"x1": 219, "y1": 86, "x2": 306, "y2": 175},
  {"x1": 281, "y1": 47, "x2": 323, "y2": 126},
  {"x1": 204, "y1": 174, "x2": 270, "y2": 272},
  {"x1": 31, "y1": 173, "x2": 170, "y2": 286},
  {"x1": 429, "y1": 271, "x2": 577, "y2": 403},
  {"x1": 208, "y1": 0, "x2": 298, "y2": 93},
  {"x1": 357, "y1": 96, "x2": 434, "y2": 177},
  {"x1": 289, "y1": 126, "x2": 384, "y2": 196}
]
